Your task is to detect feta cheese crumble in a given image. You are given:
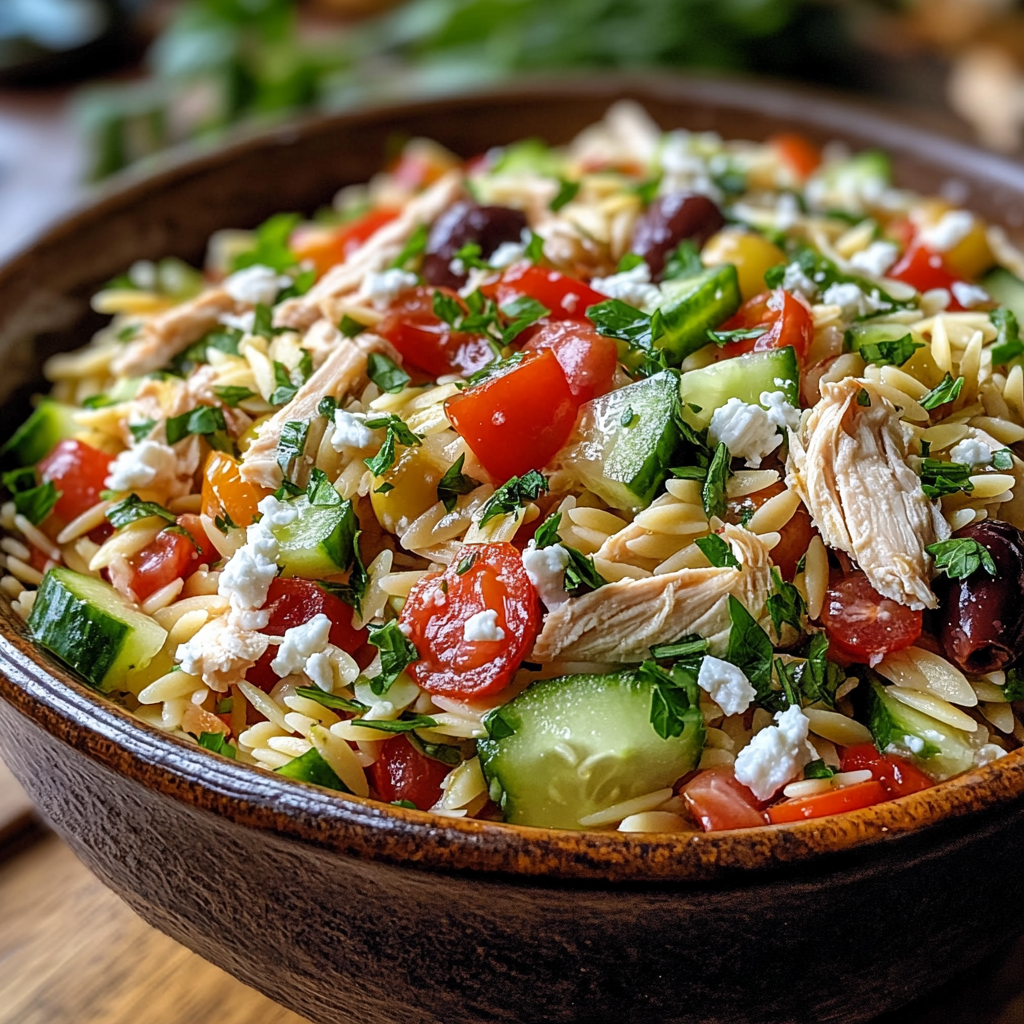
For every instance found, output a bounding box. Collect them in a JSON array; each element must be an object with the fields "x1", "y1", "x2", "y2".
[
  {"x1": 759, "y1": 390, "x2": 802, "y2": 432},
  {"x1": 697, "y1": 655, "x2": 756, "y2": 716},
  {"x1": 950, "y1": 282, "x2": 990, "y2": 309},
  {"x1": 522, "y1": 539, "x2": 571, "y2": 609},
  {"x1": 331, "y1": 408, "x2": 374, "y2": 451},
  {"x1": 734, "y1": 704, "x2": 814, "y2": 801},
  {"x1": 781, "y1": 263, "x2": 818, "y2": 302},
  {"x1": 590, "y1": 263, "x2": 661, "y2": 310},
  {"x1": 271, "y1": 613, "x2": 332, "y2": 677},
  {"x1": 176, "y1": 617, "x2": 270, "y2": 692},
  {"x1": 363, "y1": 268, "x2": 419, "y2": 306},
  {"x1": 224, "y1": 264, "x2": 291, "y2": 306},
  {"x1": 105, "y1": 439, "x2": 180, "y2": 492},
  {"x1": 848, "y1": 240, "x2": 898, "y2": 278},
  {"x1": 463, "y1": 608, "x2": 505, "y2": 643},
  {"x1": 919, "y1": 210, "x2": 974, "y2": 252},
  {"x1": 948, "y1": 437, "x2": 993, "y2": 467},
  {"x1": 708, "y1": 398, "x2": 783, "y2": 468},
  {"x1": 488, "y1": 230, "x2": 532, "y2": 269},
  {"x1": 821, "y1": 282, "x2": 890, "y2": 320}
]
